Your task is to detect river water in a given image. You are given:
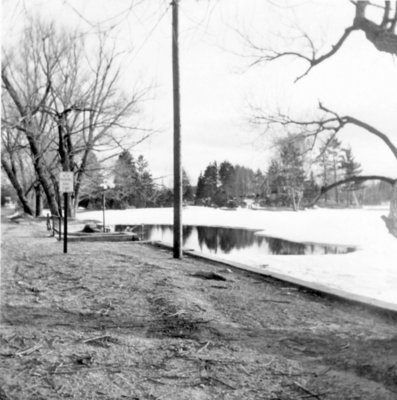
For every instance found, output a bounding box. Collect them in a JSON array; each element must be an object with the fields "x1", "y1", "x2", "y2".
[{"x1": 113, "y1": 224, "x2": 355, "y2": 258}]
